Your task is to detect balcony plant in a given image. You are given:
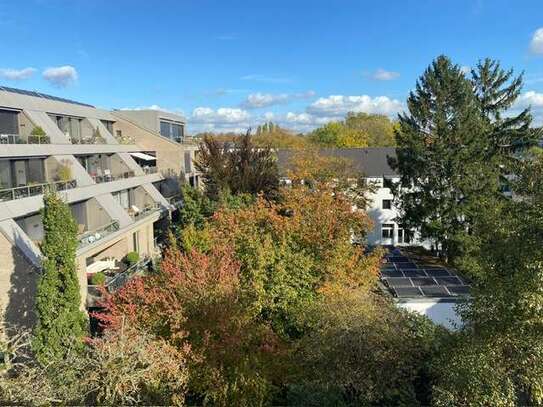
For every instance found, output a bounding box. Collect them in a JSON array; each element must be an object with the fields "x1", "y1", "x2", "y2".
[
  {"x1": 125, "y1": 251, "x2": 139, "y2": 267},
  {"x1": 29, "y1": 126, "x2": 50, "y2": 144},
  {"x1": 90, "y1": 271, "x2": 107, "y2": 286},
  {"x1": 57, "y1": 159, "x2": 73, "y2": 182}
]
